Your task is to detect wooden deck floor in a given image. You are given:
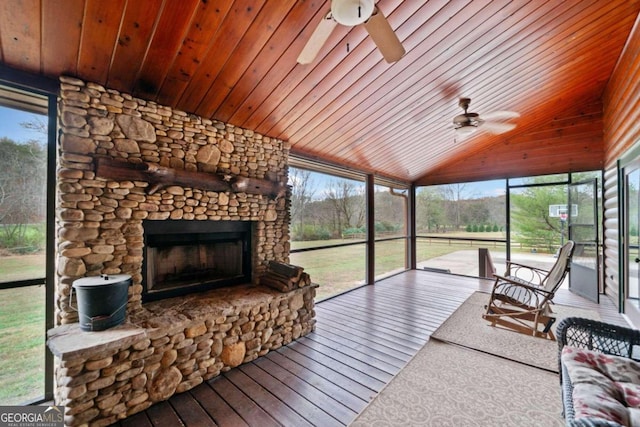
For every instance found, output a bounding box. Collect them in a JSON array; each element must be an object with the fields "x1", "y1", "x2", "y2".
[{"x1": 114, "y1": 270, "x2": 625, "y2": 427}]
